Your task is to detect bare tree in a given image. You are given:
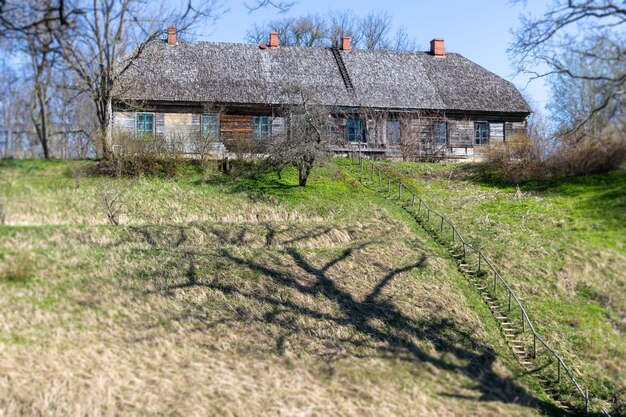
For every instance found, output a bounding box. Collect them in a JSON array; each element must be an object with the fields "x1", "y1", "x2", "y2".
[
  {"x1": 0, "y1": 0, "x2": 78, "y2": 34},
  {"x1": 1, "y1": 0, "x2": 64, "y2": 159},
  {"x1": 52, "y1": 0, "x2": 221, "y2": 159},
  {"x1": 510, "y1": 0, "x2": 625, "y2": 132},
  {"x1": 247, "y1": 14, "x2": 328, "y2": 47},
  {"x1": 359, "y1": 12, "x2": 393, "y2": 50},
  {"x1": 97, "y1": 186, "x2": 126, "y2": 225},
  {"x1": 245, "y1": 10, "x2": 419, "y2": 51},
  {"x1": 327, "y1": 10, "x2": 361, "y2": 48},
  {"x1": 268, "y1": 84, "x2": 335, "y2": 187},
  {"x1": 245, "y1": 0, "x2": 295, "y2": 13}
]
